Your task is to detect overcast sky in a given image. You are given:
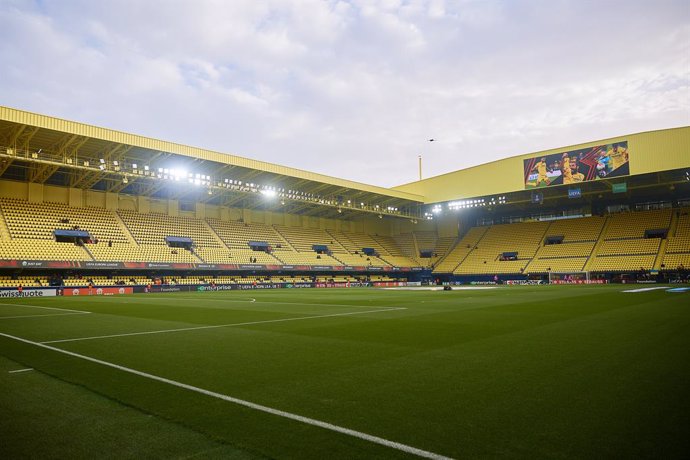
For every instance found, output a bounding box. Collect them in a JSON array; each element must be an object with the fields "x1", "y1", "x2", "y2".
[{"x1": 1, "y1": 0, "x2": 688, "y2": 187}]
